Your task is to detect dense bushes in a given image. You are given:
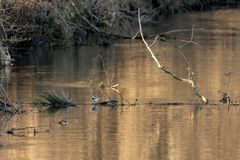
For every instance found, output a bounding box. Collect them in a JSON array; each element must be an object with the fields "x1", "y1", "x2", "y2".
[
  {"x1": 0, "y1": 0, "x2": 112, "y2": 47},
  {"x1": 0, "y1": 0, "x2": 239, "y2": 47}
]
